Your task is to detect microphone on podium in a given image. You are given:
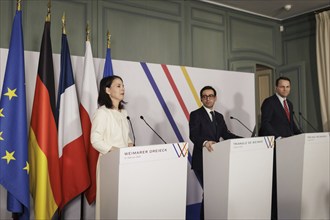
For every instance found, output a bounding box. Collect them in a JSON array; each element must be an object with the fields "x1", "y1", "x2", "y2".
[
  {"x1": 230, "y1": 116, "x2": 255, "y2": 137},
  {"x1": 292, "y1": 111, "x2": 304, "y2": 133},
  {"x1": 299, "y1": 112, "x2": 318, "y2": 132},
  {"x1": 126, "y1": 116, "x2": 136, "y2": 146},
  {"x1": 140, "y1": 115, "x2": 167, "y2": 144}
]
